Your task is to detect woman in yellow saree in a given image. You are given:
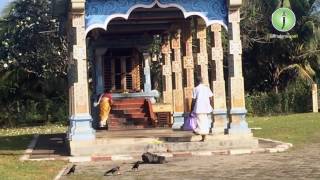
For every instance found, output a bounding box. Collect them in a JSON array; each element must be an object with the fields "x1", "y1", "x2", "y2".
[{"x1": 97, "y1": 92, "x2": 113, "y2": 128}]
